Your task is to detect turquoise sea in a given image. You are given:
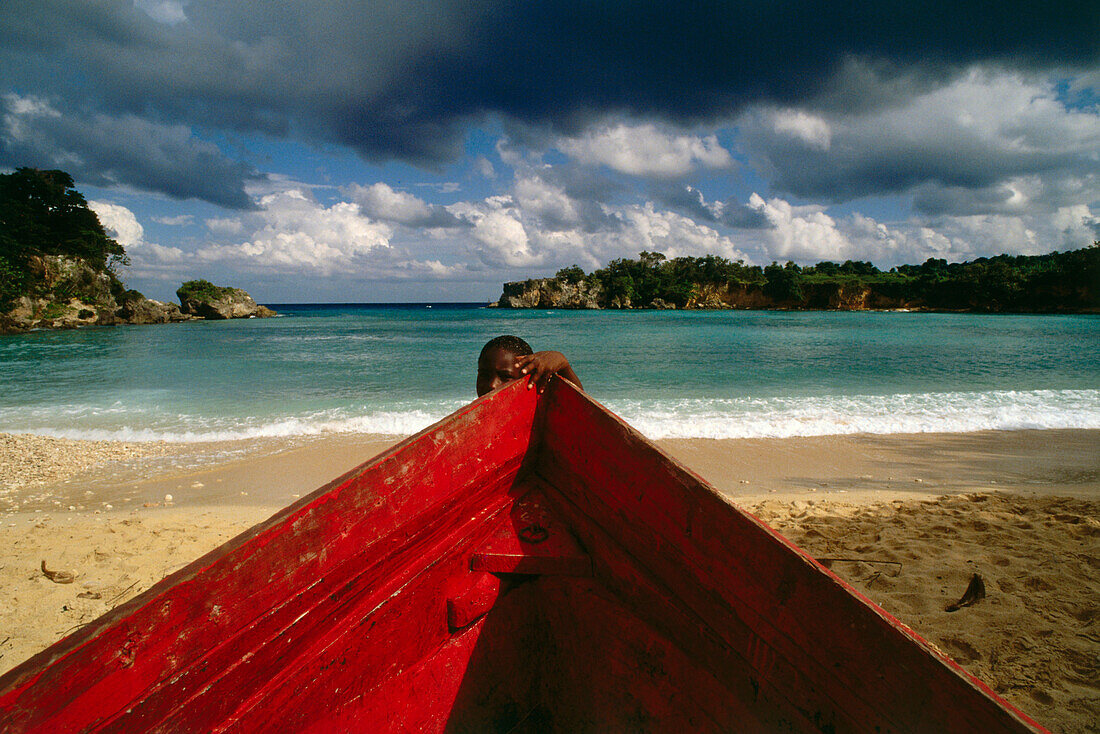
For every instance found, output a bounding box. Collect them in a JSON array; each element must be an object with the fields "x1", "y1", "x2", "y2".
[{"x1": 1, "y1": 305, "x2": 1097, "y2": 442}]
